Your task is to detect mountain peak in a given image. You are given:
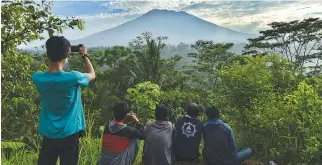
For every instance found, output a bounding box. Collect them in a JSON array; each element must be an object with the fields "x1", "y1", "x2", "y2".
[
  {"x1": 144, "y1": 9, "x2": 187, "y2": 16},
  {"x1": 72, "y1": 9, "x2": 257, "y2": 47}
]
